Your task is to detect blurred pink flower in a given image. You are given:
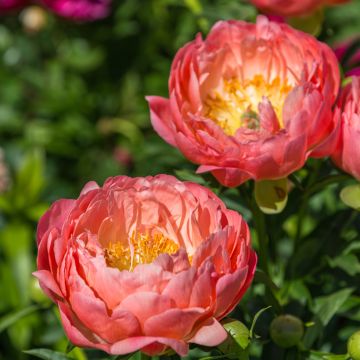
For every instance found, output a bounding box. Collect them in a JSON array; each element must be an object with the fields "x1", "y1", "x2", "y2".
[
  {"x1": 0, "y1": 0, "x2": 111, "y2": 21},
  {"x1": 113, "y1": 146, "x2": 133, "y2": 168},
  {"x1": 334, "y1": 39, "x2": 360, "y2": 77},
  {"x1": 147, "y1": 17, "x2": 340, "y2": 187},
  {"x1": 0, "y1": 0, "x2": 30, "y2": 12},
  {"x1": 331, "y1": 76, "x2": 360, "y2": 180},
  {"x1": 0, "y1": 149, "x2": 10, "y2": 193},
  {"x1": 35, "y1": 175, "x2": 256, "y2": 356},
  {"x1": 41, "y1": 0, "x2": 111, "y2": 21},
  {"x1": 250, "y1": 0, "x2": 348, "y2": 17}
]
